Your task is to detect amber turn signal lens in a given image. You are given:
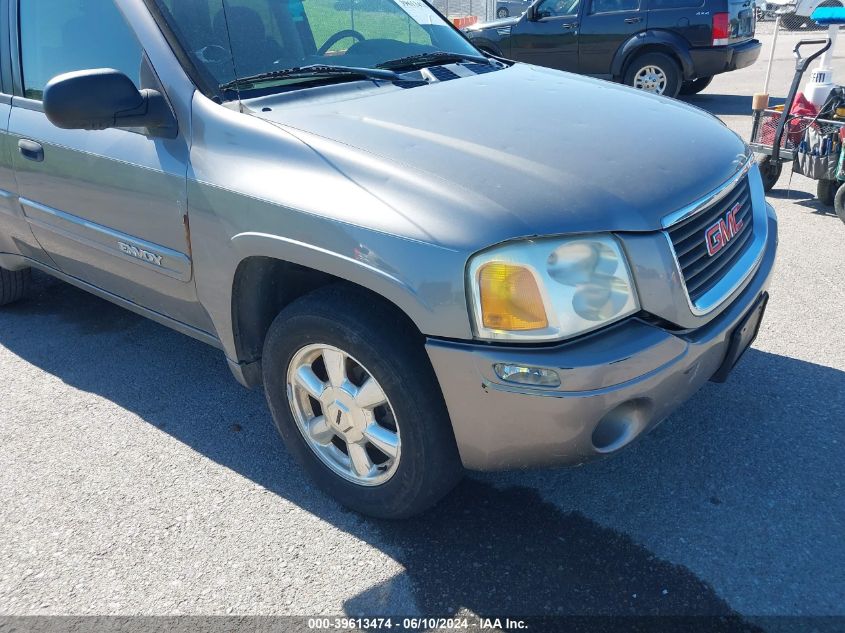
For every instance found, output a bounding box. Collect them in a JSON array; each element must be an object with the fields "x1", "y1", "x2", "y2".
[{"x1": 478, "y1": 262, "x2": 548, "y2": 331}]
